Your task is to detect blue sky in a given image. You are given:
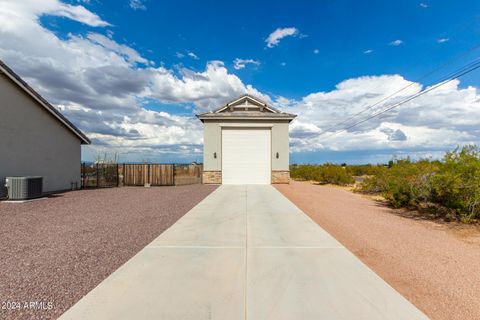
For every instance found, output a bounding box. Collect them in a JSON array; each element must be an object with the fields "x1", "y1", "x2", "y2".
[
  {"x1": 1, "y1": 0, "x2": 480, "y2": 164},
  {"x1": 45, "y1": 0, "x2": 480, "y2": 95}
]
